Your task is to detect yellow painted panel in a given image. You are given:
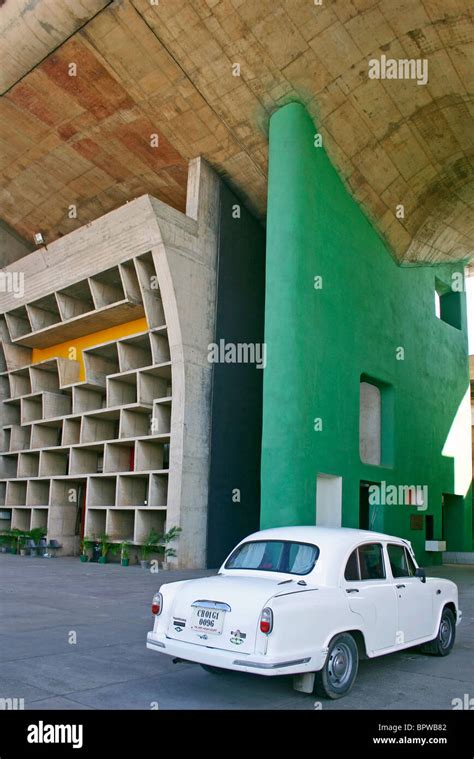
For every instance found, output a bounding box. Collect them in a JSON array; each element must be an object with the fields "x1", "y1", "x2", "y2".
[{"x1": 32, "y1": 318, "x2": 148, "y2": 381}]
